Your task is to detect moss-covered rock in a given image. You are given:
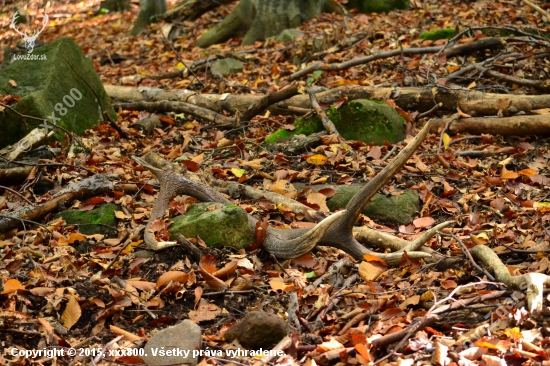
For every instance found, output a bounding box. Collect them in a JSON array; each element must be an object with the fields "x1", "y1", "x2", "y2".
[
  {"x1": 346, "y1": 0, "x2": 410, "y2": 13},
  {"x1": 276, "y1": 29, "x2": 305, "y2": 43},
  {"x1": 0, "y1": 38, "x2": 116, "y2": 148},
  {"x1": 210, "y1": 58, "x2": 244, "y2": 77},
  {"x1": 169, "y1": 203, "x2": 254, "y2": 249},
  {"x1": 55, "y1": 203, "x2": 119, "y2": 235},
  {"x1": 327, "y1": 188, "x2": 419, "y2": 224},
  {"x1": 419, "y1": 28, "x2": 455, "y2": 41},
  {"x1": 265, "y1": 100, "x2": 405, "y2": 145}
]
